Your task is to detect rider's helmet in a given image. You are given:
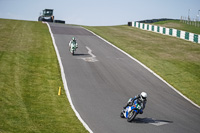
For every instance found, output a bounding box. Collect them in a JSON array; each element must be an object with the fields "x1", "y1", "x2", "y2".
[
  {"x1": 72, "y1": 37, "x2": 76, "y2": 41},
  {"x1": 140, "y1": 92, "x2": 147, "y2": 101}
]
